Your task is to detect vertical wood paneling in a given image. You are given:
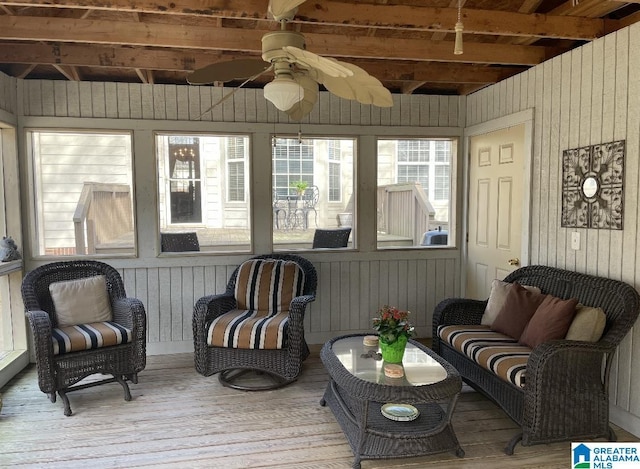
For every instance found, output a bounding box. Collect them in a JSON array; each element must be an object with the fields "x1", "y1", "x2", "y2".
[
  {"x1": 53, "y1": 81, "x2": 67, "y2": 117},
  {"x1": 586, "y1": 41, "x2": 601, "y2": 276},
  {"x1": 465, "y1": 23, "x2": 640, "y2": 425},
  {"x1": 548, "y1": 57, "x2": 562, "y2": 268},
  {"x1": 105, "y1": 82, "x2": 118, "y2": 118},
  {"x1": 0, "y1": 72, "x2": 16, "y2": 115},
  {"x1": 538, "y1": 60, "x2": 552, "y2": 267}
]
